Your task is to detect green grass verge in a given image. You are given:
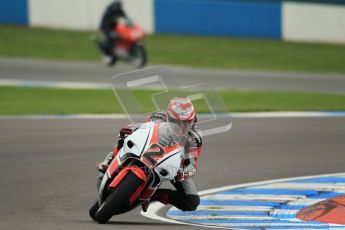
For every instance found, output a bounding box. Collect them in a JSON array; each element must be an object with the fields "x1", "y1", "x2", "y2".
[
  {"x1": 1, "y1": 25, "x2": 345, "y2": 73},
  {"x1": 0, "y1": 86, "x2": 344, "y2": 115}
]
